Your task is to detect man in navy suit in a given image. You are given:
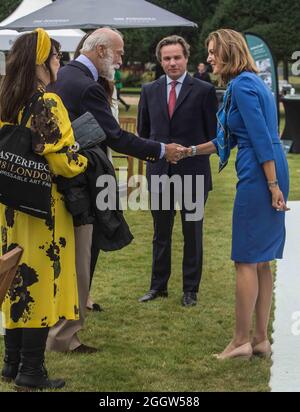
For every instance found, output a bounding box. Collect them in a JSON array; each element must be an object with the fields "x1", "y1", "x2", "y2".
[
  {"x1": 46, "y1": 28, "x2": 184, "y2": 354},
  {"x1": 138, "y1": 36, "x2": 217, "y2": 306}
]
